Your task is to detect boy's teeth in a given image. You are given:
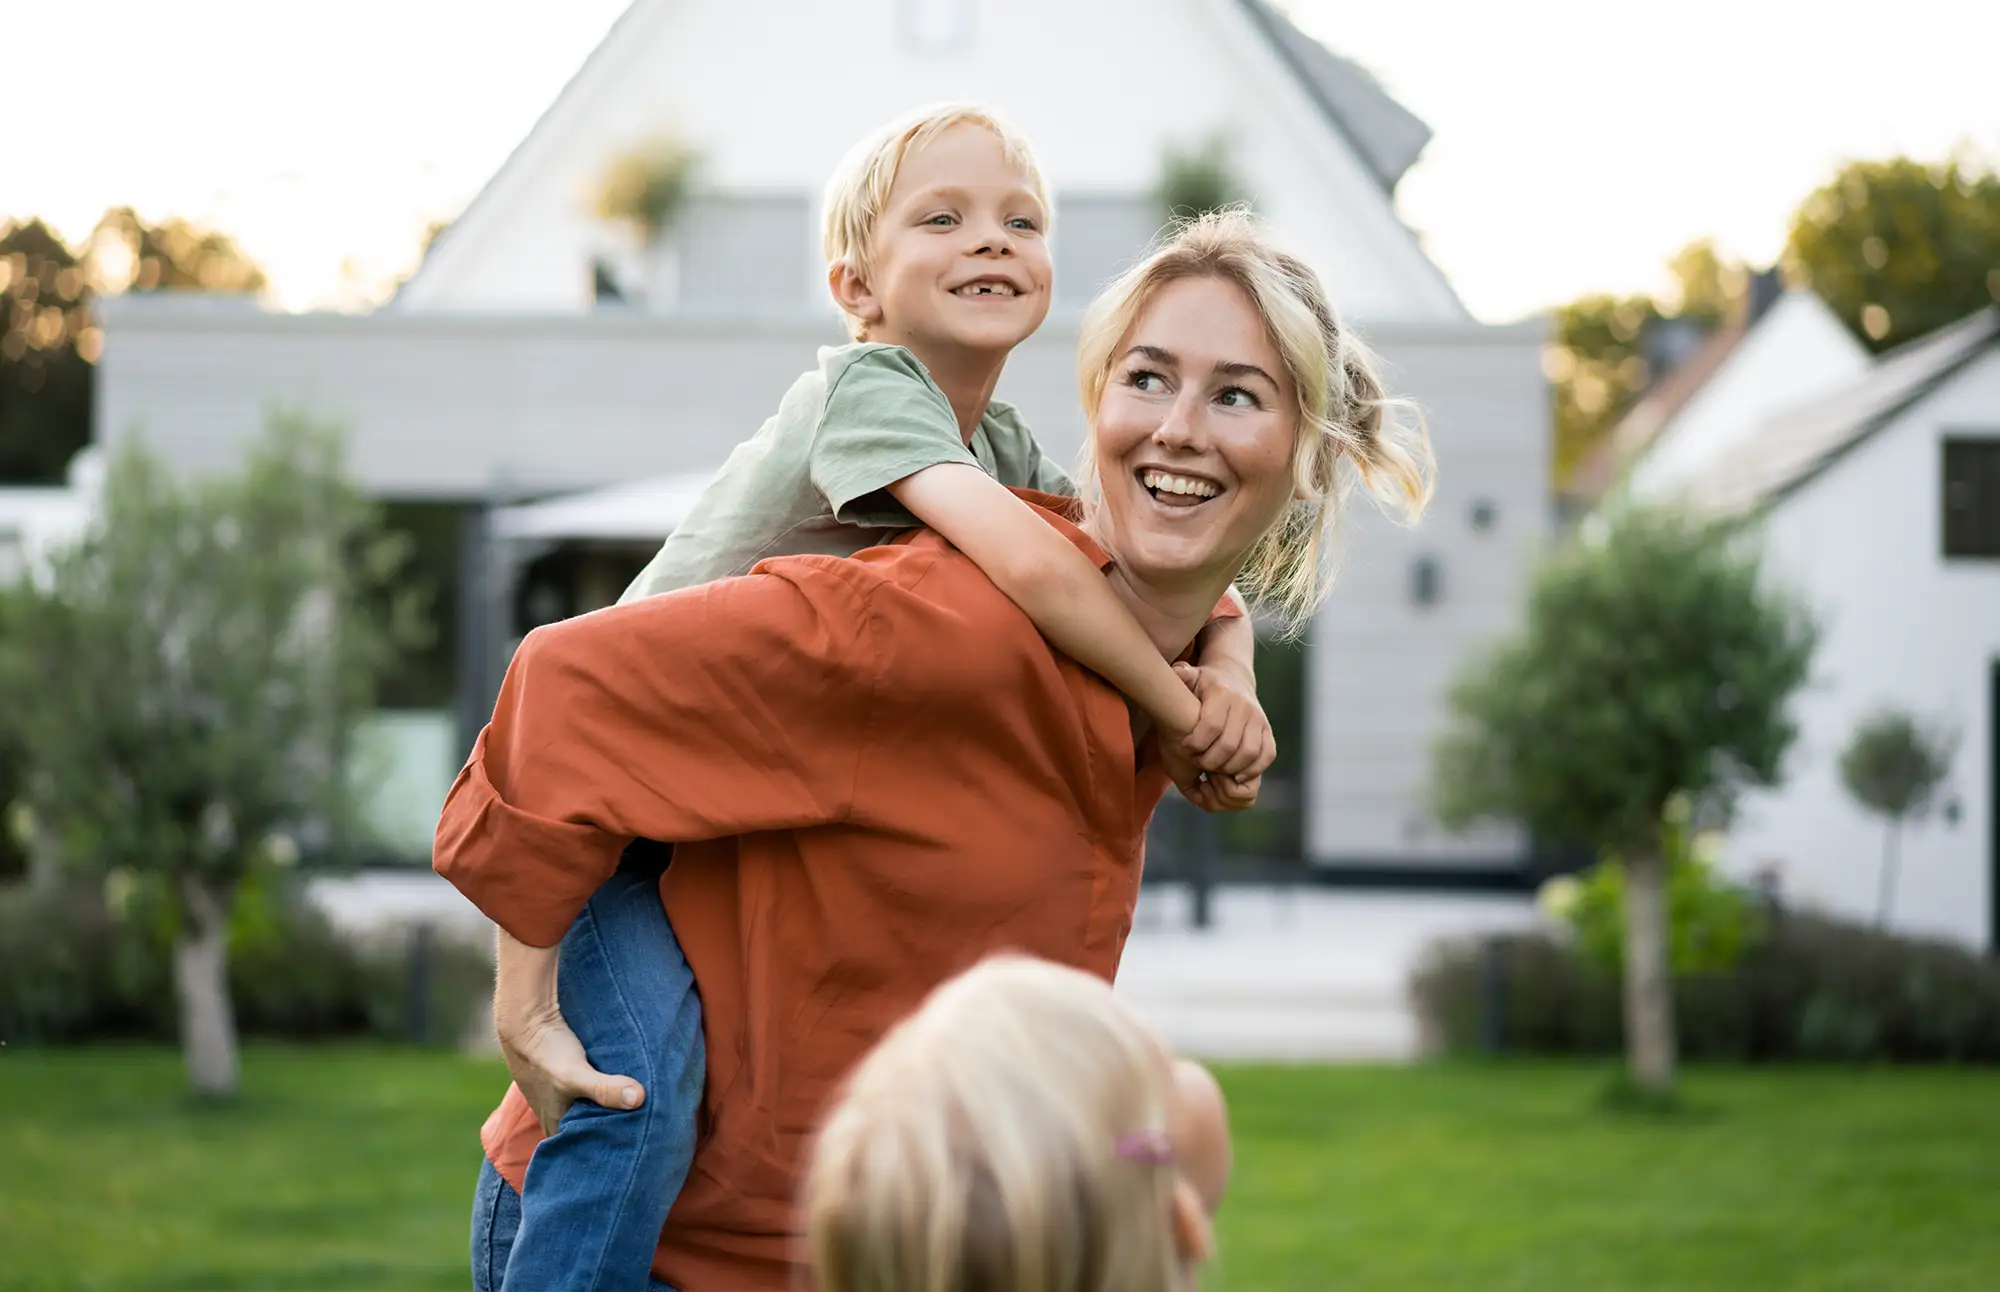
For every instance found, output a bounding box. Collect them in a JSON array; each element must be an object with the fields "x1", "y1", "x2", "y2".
[
  {"x1": 958, "y1": 282, "x2": 1016, "y2": 296},
  {"x1": 1142, "y1": 472, "x2": 1219, "y2": 498}
]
